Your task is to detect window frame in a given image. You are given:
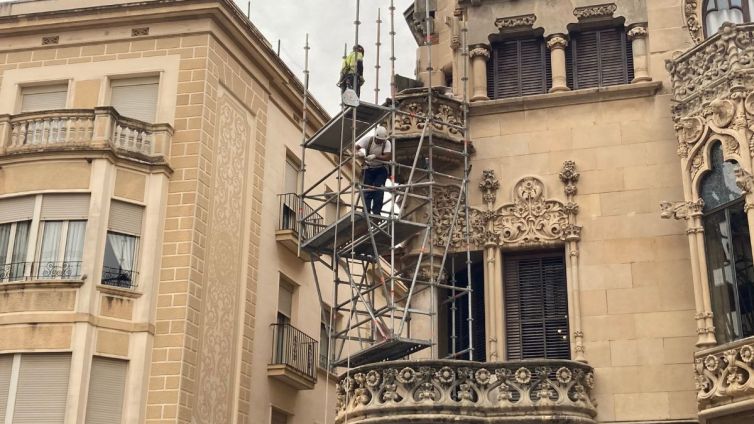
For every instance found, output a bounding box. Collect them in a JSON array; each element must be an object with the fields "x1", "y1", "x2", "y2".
[
  {"x1": 34, "y1": 219, "x2": 86, "y2": 280},
  {"x1": 566, "y1": 26, "x2": 634, "y2": 90},
  {"x1": 17, "y1": 81, "x2": 70, "y2": 114},
  {"x1": 704, "y1": 0, "x2": 752, "y2": 37},
  {"x1": 486, "y1": 36, "x2": 551, "y2": 100},
  {"x1": 0, "y1": 221, "x2": 31, "y2": 282},
  {"x1": 101, "y1": 230, "x2": 140, "y2": 289},
  {"x1": 107, "y1": 74, "x2": 161, "y2": 123}
]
